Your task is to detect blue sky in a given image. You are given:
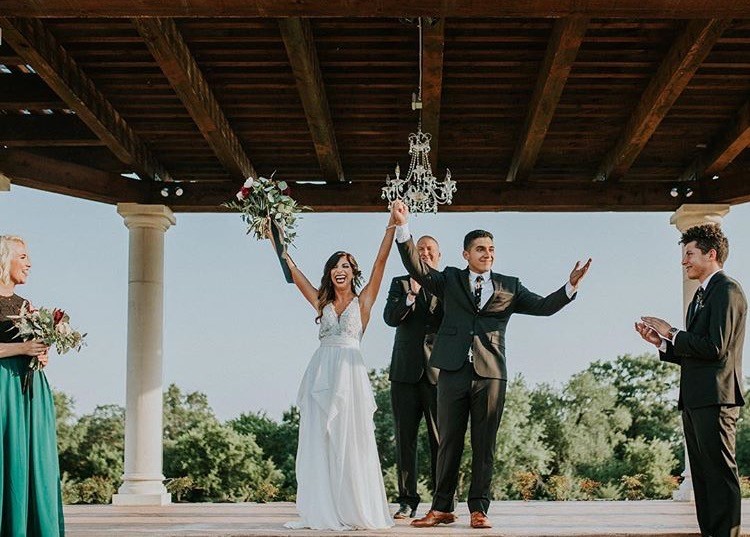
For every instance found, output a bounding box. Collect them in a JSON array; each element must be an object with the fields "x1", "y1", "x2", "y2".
[{"x1": 2, "y1": 185, "x2": 749, "y2": 420}]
